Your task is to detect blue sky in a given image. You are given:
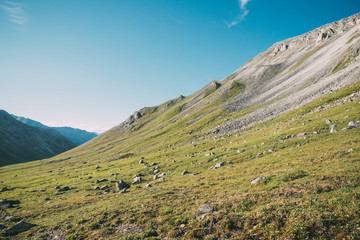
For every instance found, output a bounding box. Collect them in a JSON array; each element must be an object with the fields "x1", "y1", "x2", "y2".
[{"x1": 1, "y1": 0, "x2": 359, "y2": 133}]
